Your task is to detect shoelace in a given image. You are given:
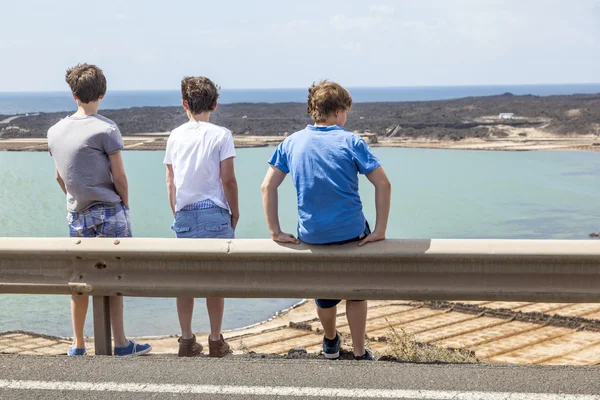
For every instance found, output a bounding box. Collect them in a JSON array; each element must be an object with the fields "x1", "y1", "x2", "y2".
[{"x1": 127, "y1": 340, "x2": 137, "y2": 354}]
